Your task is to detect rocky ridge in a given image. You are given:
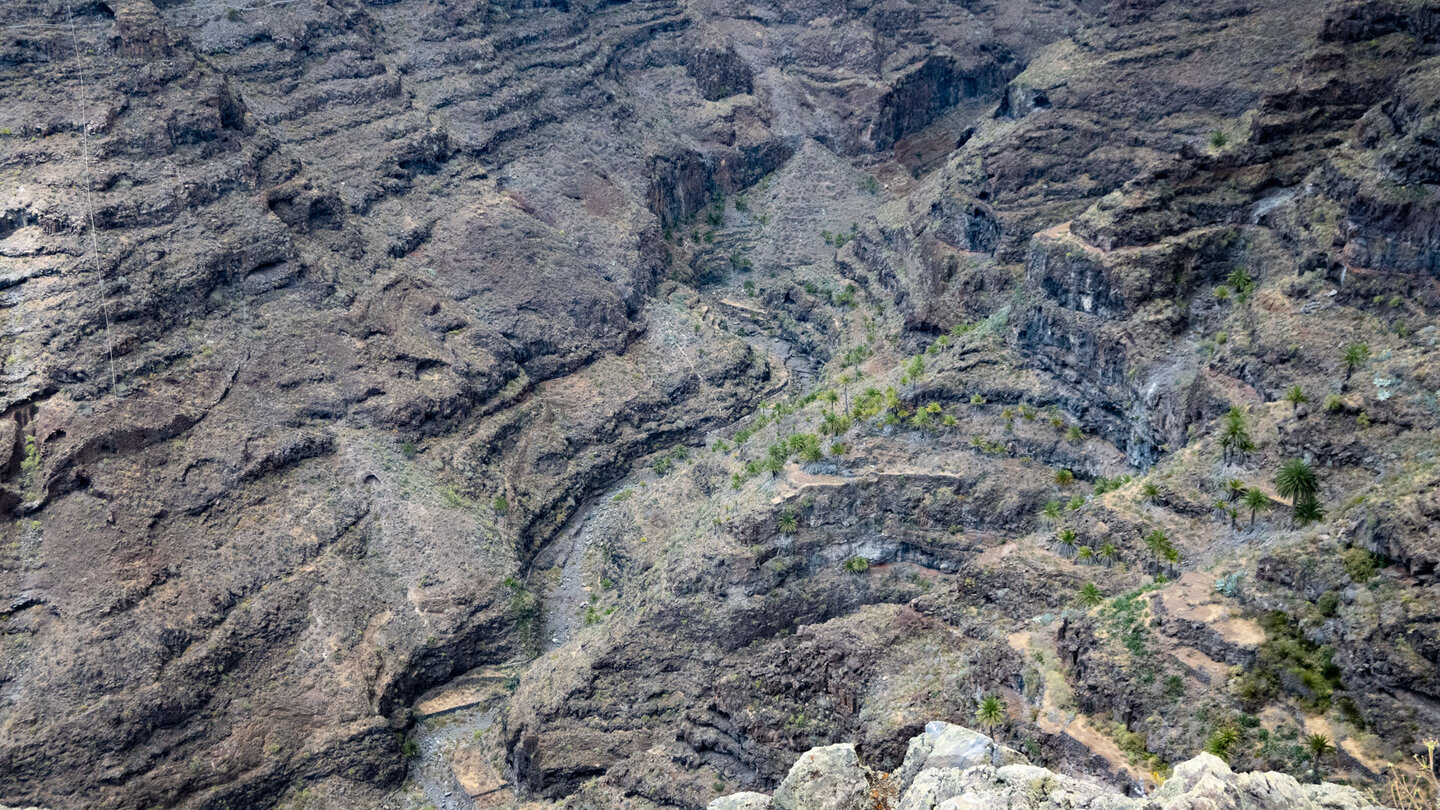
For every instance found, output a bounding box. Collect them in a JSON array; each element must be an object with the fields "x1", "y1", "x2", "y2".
[{"x1": 709, "y1": 723, "x2": 1384, "y2": 810}]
